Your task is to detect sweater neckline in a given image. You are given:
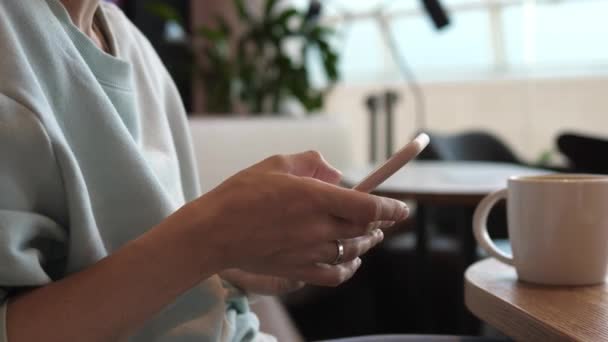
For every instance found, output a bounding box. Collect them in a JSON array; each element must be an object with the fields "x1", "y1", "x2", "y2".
[{"x1": 45, "y1": 0, "x2": 133, "y2": 90}]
